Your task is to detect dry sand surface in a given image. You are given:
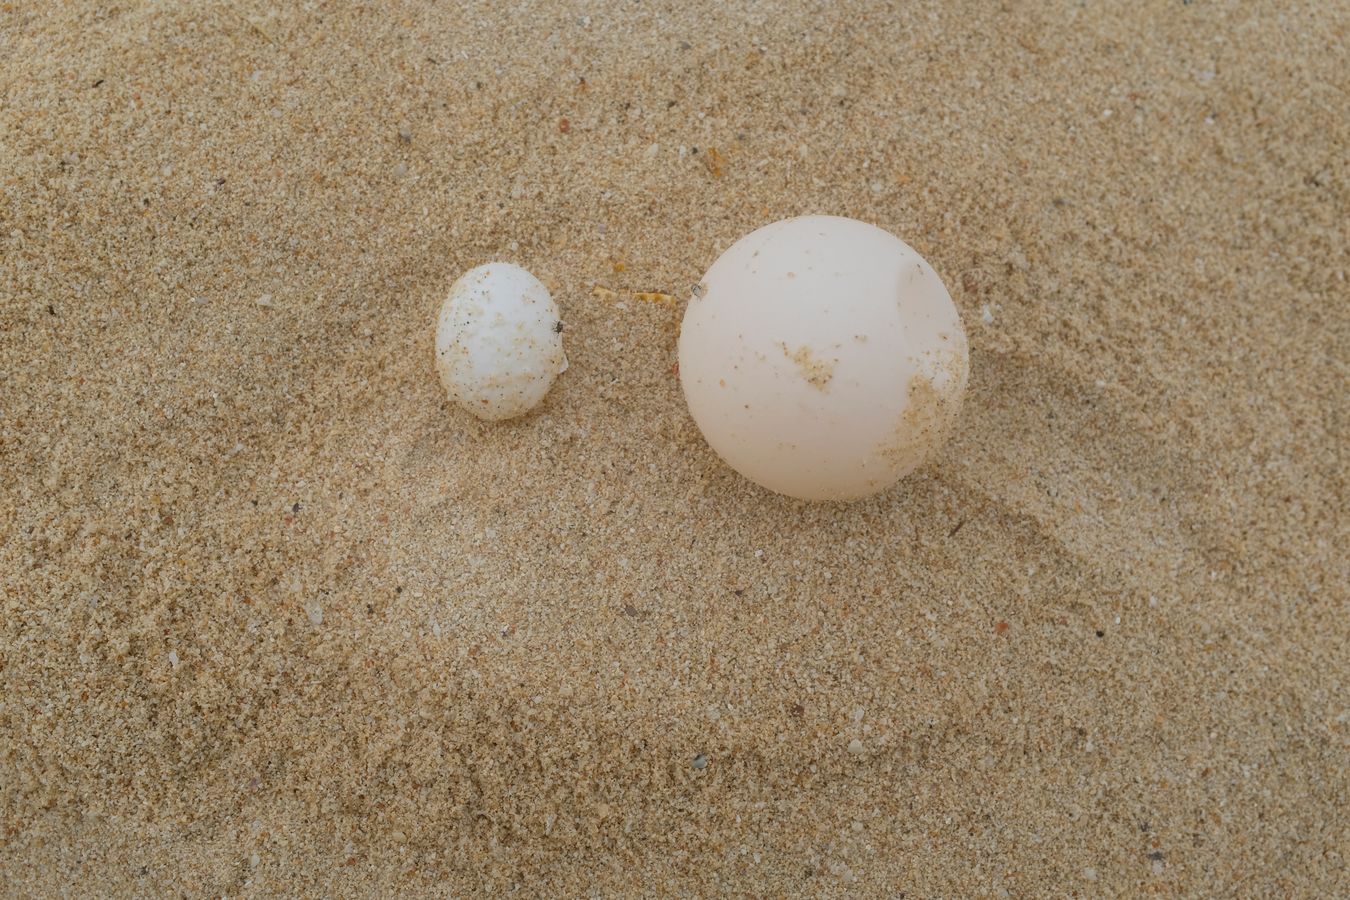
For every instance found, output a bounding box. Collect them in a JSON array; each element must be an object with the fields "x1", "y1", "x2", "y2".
[{"x1": 2, "y1": 1, "x2": 1347, "y2": 895}]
